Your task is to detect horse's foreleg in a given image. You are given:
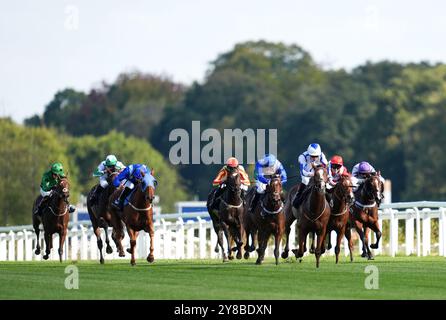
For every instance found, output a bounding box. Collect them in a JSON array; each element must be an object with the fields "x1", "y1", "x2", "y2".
[
  {"x1": 43, "y1": 232, "x2": 51, "y2": 260},
  {"x1": 335, "y1": 229, "x2": 345, "y2": 264},
  {"x1": 100, "y1": 218, "x2": 113, "y2": 255},
  {"x1": 315, "y1": 227, "x2": 327, "y2": 268},
  {"x1": 255, "y1": 232, "x2": 268, "y2": 265},
  {"x1": 310, "y1": 232, "x2": 316, "y2": 254},
  {"x1": 364, "y1": 227, "x2": 373, "y2": 260},
  {"x1": 274, "y1": 231, "x2": 282, "y2": 265},
  {"x1": 345, "y1": 226, "x2": 354, "y2": 262},
  {"x1": 126, "y1": 227, "x2": 137, "y2": 266},
  {"x1": 369, "y1": 221, "x2": 382, "y2": 250},
  {"x1": 236, "y1": 221, "x2": 244, "y2": 260},
  {"x1": 281, "y1": 215, "x2": 294, "y2": 259},
  {"x1": 93, "y1": 226, "x2": 104, "y2": 264},
  {"x1": 354, "y1": 219, "x2": 367, "y2": 258},
  {"x1": 218, "y1": 229, "x2": 228, "y2": 262},
  {"x1": 58, "y1": 230, "x2": 67, "y2": 263},
  {"x1": 147, "y1": 221, "x2": 155, "y2": 263},
  {"x1": 296, "y1": 227, "x2": 307, "y2": 262},
  {"x1": 33, "y1": 223, "x2": 41, "y2": 255}
]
